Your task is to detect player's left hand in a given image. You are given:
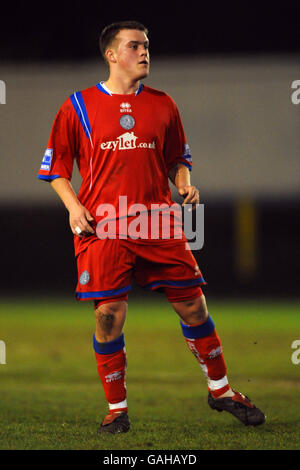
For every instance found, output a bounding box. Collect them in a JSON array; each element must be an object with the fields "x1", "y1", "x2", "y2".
[{"x1": 178, "y1": 185, "x2": 199, "y2": 210}]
